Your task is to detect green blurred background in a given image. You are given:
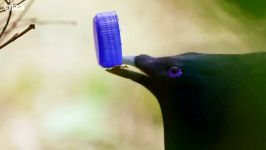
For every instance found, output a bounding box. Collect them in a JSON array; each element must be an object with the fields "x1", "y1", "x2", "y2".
[{"x1": 0, "y1": 0, "x2": 265, "y2": 149}]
